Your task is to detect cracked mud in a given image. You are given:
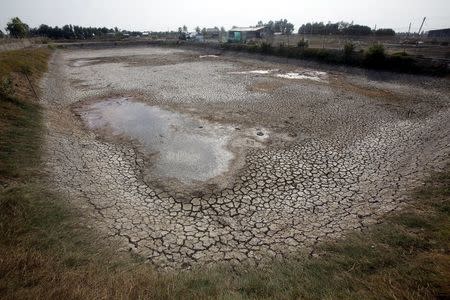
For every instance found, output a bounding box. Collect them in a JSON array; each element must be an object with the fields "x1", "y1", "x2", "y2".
[{"x1": 41, "y1": 47, "x2": 450, "y2": 269}]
